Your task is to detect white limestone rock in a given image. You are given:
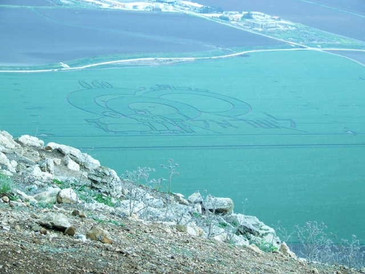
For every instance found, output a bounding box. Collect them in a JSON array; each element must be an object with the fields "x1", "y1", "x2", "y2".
[
  {"x1": 39, "y1": 159, "x2": 55, "y2": 174},
  {"x1": 57, "y1": 188, "x2": 78, "y2": 204},
  {"x1": 46, "y1": 142, "x2": 100, "y2": 170},
  {"x1": 0, "y1": 152, "x2": 9, "y2": 166},
  {"x1": 230, "y1": 234, "x2": 250, "y2": 246},
  {"x1": 17, "y1": 135, "x2": 44, "y2": 148},
  {"x1": 0, "y1": 152, "x2": 14, "y2": 172},
  {"x1": 186, "y1": 222, "x2": 205, "y2": 237},
  {"x1": 75, "y1": 234, "x2": 87, "y2": 242},
  {"x1": 193, "y1": 203, "x2": 202, "y2": 214},
  {"x1": 53, "y1": 158, "x2": 62, "y2": 165},
  {"x1": 10, "y1": 160, "x2": 17, "y2": 169},
  {"x1": 226, "y1": 213, "x2": 281, "y2": 248},
  {"x1": 174, "y1": 193, "x2": 189, "y2": 205},
  {"x1": 39, "y1": 213, "x2": 71, "y2": 231},
  {"x1": 0, "y1": 170, "x2": 13, "y2": 176},
  {"x1": 248, "y1": 244, "x2": 264, "y2": 255},
  {"x1": 64, "y1": 156, "x2": 80, "y2": 171},
  {"x1": 0, "y1": 131, "x2": 20, "y2": 150},
  {"x1": 280, "y1": 242, "x2": 297, "y2": 258},
  {"x1": 203, "y1": 195, "x2": 234, "y2": 215},
  {"x1": 188, "y1": 192, "x2": 203, "y2": 204},
  {"x1": 15, "y1": 189, "x2": 38, "y2": 203},
  {"x1": 33, "y1": 187, "x2": 61, "y2": 204},
  {"x1": 213, "y1": 232, "x2": 228, "y2": 242},
  {"x1": 0, "y1": 153, "x2": 17, "y2": 173},
  {"x1": 88, "y1": 166, "x2": 120, "y2": 184},
  {"x1": 28, "y1": 165, "x2": 53, "y2": 181}
]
